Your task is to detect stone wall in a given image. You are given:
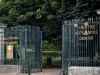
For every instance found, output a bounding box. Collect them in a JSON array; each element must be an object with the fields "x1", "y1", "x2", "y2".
[
  {"x1": 0, "y1": 65, "x2": 19, "y2": 73},
  {"x1": 0, "y1": 65, "x2": 42, "y2": 73},
  {"x1": 68, "y1": 67, "x2": 100, "y2": 75}
]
